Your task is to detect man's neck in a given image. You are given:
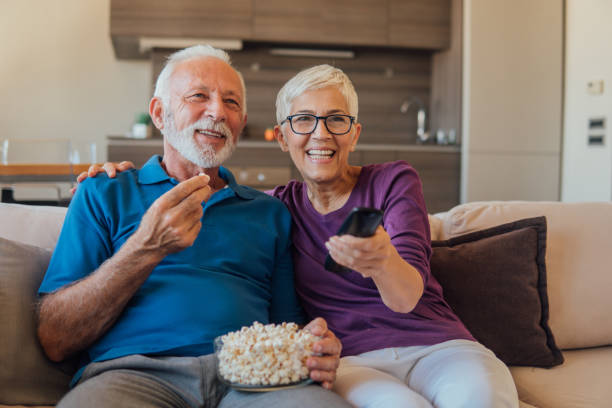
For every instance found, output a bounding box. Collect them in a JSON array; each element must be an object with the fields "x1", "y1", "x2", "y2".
[{"x1": 161, "y1": 140, "x2": 227, "y2": 192}]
